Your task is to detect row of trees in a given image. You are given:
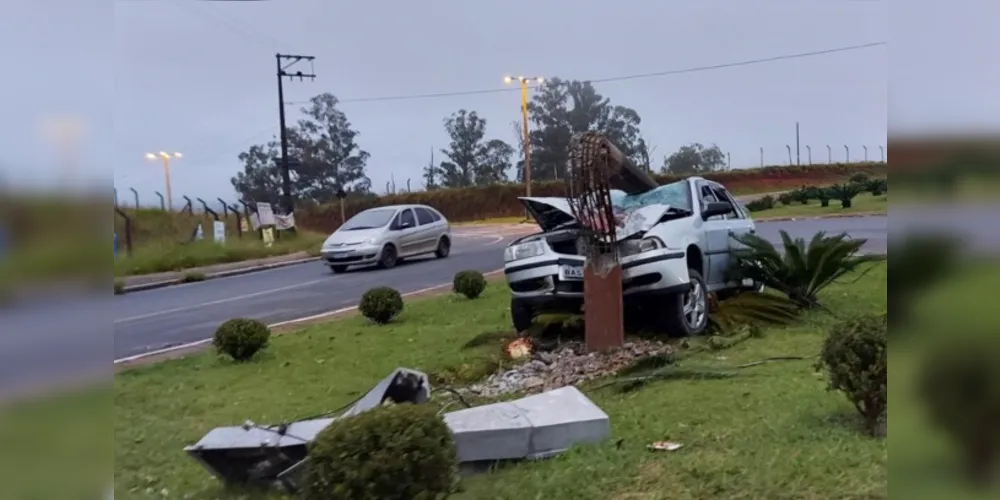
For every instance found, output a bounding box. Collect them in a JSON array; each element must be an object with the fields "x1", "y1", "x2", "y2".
[{"x1": 231, "y1": 78, "x2": 728, "y2": 204}]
